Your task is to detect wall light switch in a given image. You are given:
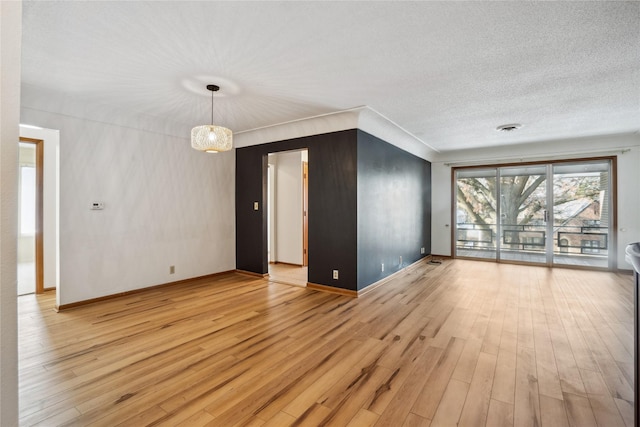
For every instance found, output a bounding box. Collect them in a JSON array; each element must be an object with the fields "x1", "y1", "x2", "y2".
[{"x1": 254, "y1": 201, "x2": 259, "y2": 211}]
